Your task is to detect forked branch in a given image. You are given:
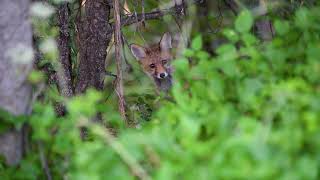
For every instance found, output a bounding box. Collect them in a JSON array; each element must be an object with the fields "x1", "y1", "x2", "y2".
[{"x1": 107, "y1": 0, "x2": 205, "y2": 36}]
